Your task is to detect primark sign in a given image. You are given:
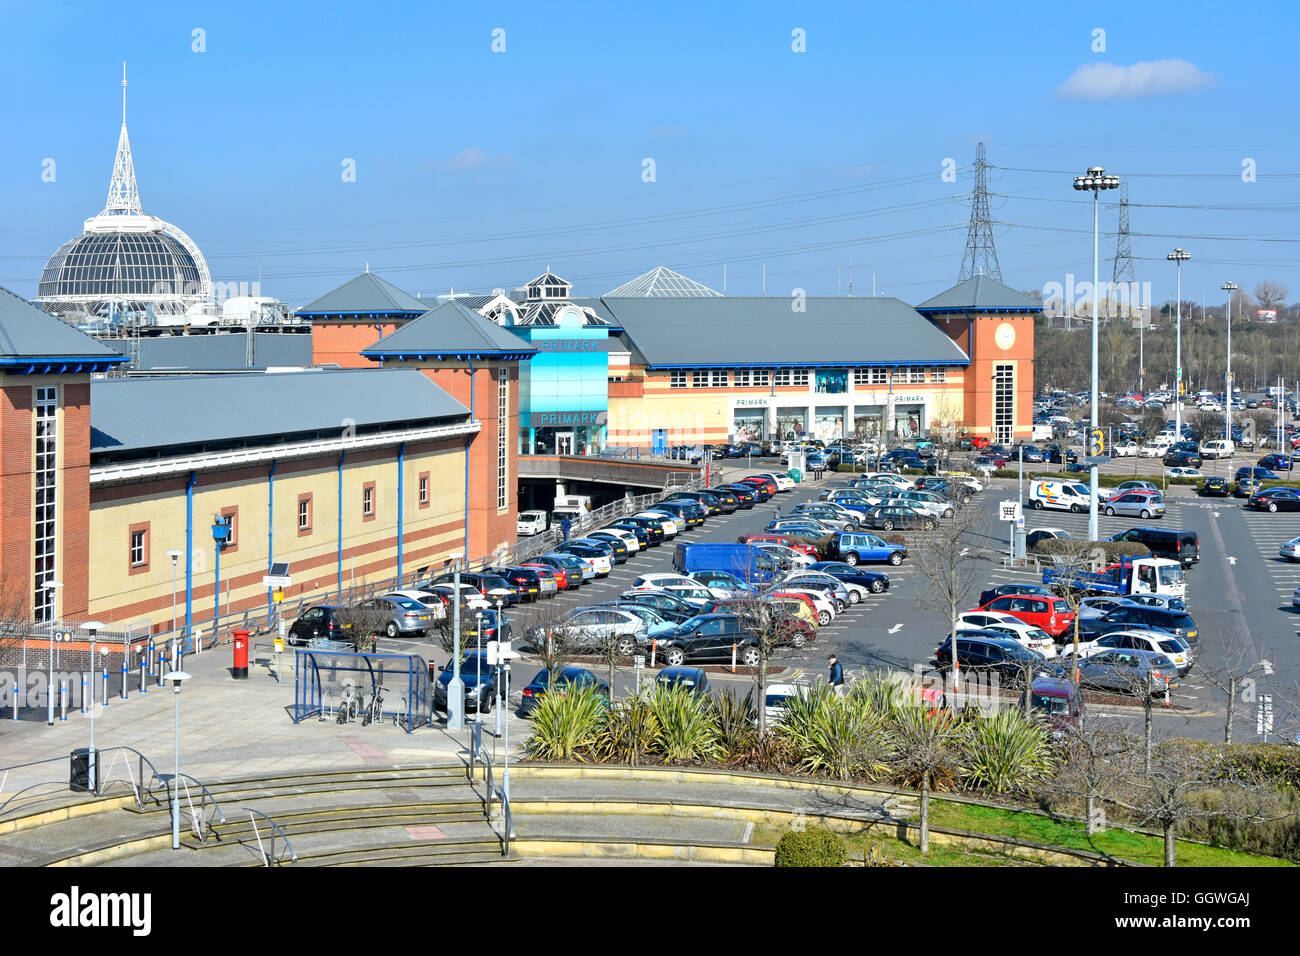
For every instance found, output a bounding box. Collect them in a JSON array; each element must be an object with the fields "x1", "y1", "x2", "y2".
[{"x1": 529, "y1": 411, "x2": 608, "y2": 427}]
